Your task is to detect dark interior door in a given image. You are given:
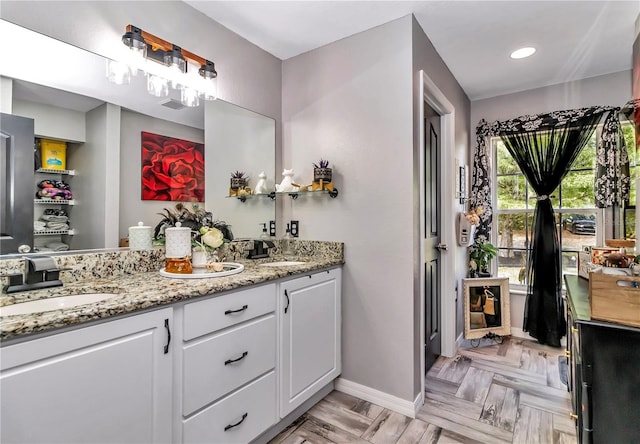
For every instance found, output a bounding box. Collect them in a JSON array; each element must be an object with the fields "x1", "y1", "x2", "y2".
[
  {"x1": 1, "y1": 113, "x2": 35, "y2": 254},
  {"x1": 424, "y1": 103, "x2": 441, "y2": 371}
]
